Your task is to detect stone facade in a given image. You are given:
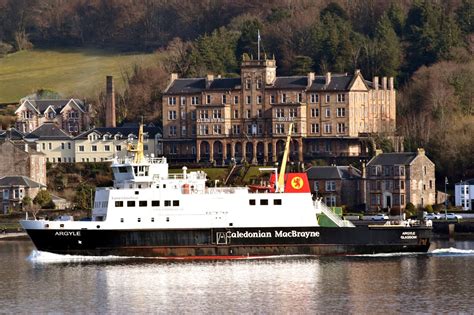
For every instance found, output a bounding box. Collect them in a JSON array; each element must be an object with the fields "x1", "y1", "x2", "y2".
[
  {"x1": 162, "y1": 55, "x2": 396, "y2": 164},
  {"x1": 0, "y1": 140, "x2": 46, "y2": 185},
  {"x1": 15, "y1": 99, "x2": 91, "y2": 135},
  {"x1": 365, "y1": 149, "x2": 436, "y2": 212},
  {"x1": 306, "y1": 165, "x2": 362, "y2": 209}
]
